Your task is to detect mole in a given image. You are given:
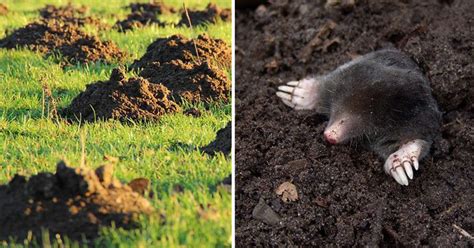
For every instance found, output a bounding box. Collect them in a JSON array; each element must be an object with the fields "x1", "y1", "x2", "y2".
[{"x1": 276, "y1": 49, "x2": 442, "y2": 186}]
